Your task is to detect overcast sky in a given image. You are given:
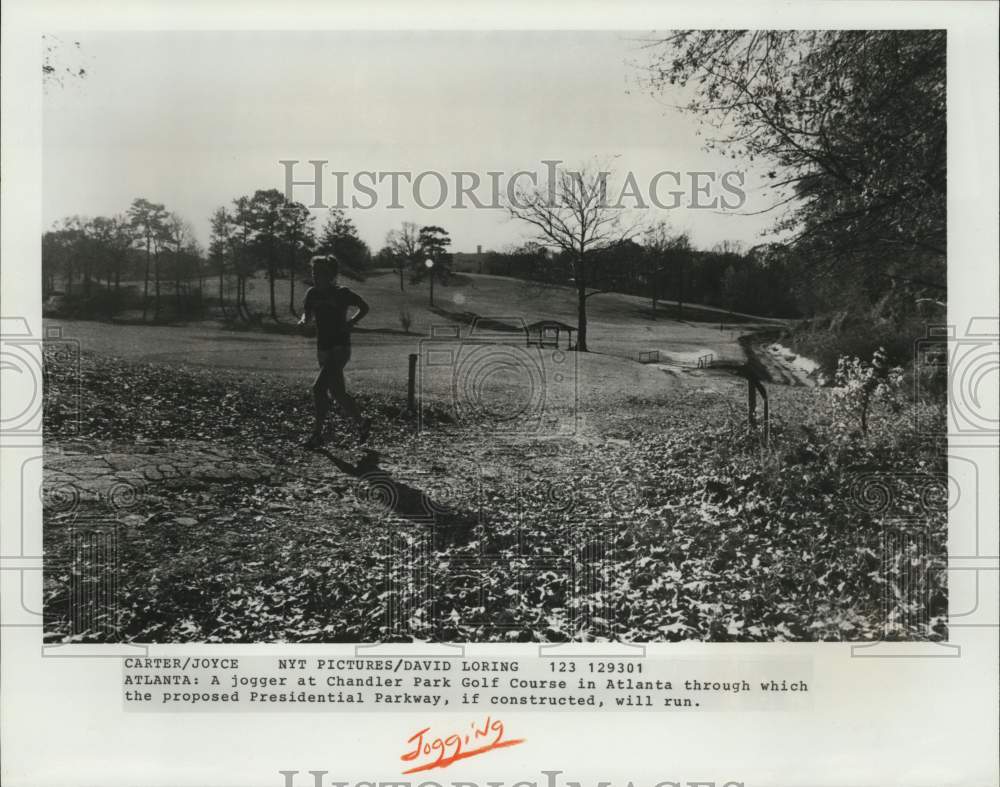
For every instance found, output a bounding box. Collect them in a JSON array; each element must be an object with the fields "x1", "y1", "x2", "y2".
[{"x1": 43, "y1": 31, "x2": 776, "y2": 253}]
